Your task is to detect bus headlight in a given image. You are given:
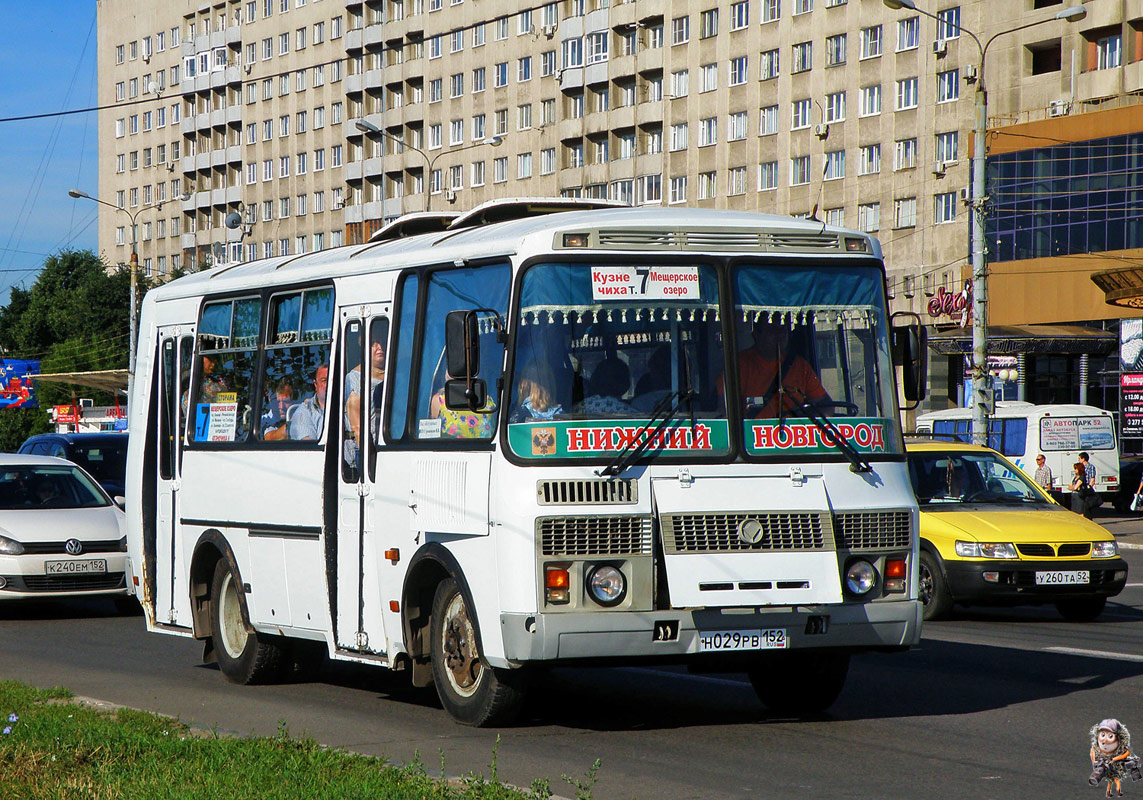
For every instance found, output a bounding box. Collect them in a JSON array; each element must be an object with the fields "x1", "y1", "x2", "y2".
[
  {"x1": 844, "y1": 559, "x2": 877, "y2": 596},
  {"x1": 586, "y1": 565, "x2": 627, "y2": 607}
]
